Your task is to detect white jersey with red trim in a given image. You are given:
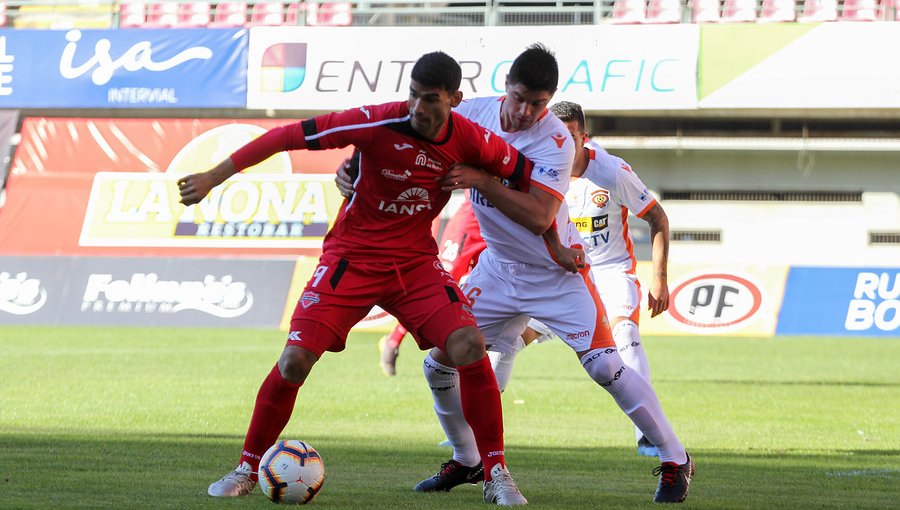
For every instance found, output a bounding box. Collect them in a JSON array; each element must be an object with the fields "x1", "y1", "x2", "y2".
[
  {"x1": 454, "y1": 96, "x2": 576, "y2": 267},
  {"x1": 566, "y1": 142, "x2": 656, "y2": 273}
]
